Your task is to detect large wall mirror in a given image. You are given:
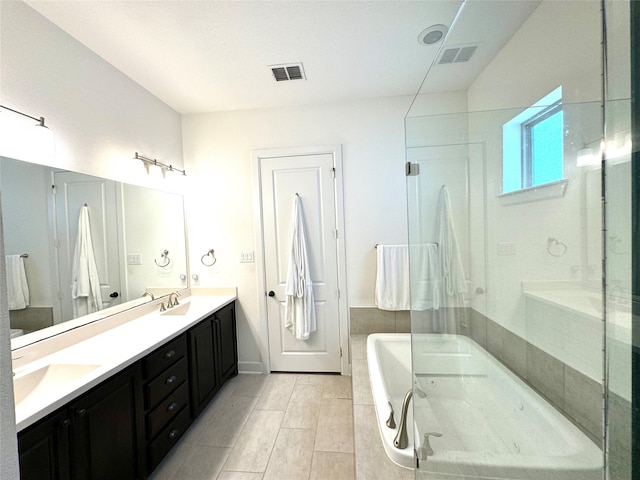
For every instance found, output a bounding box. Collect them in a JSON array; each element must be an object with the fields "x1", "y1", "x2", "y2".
[{"x1": 1, "y1": 156, "x2": 189, "y2": 349}]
